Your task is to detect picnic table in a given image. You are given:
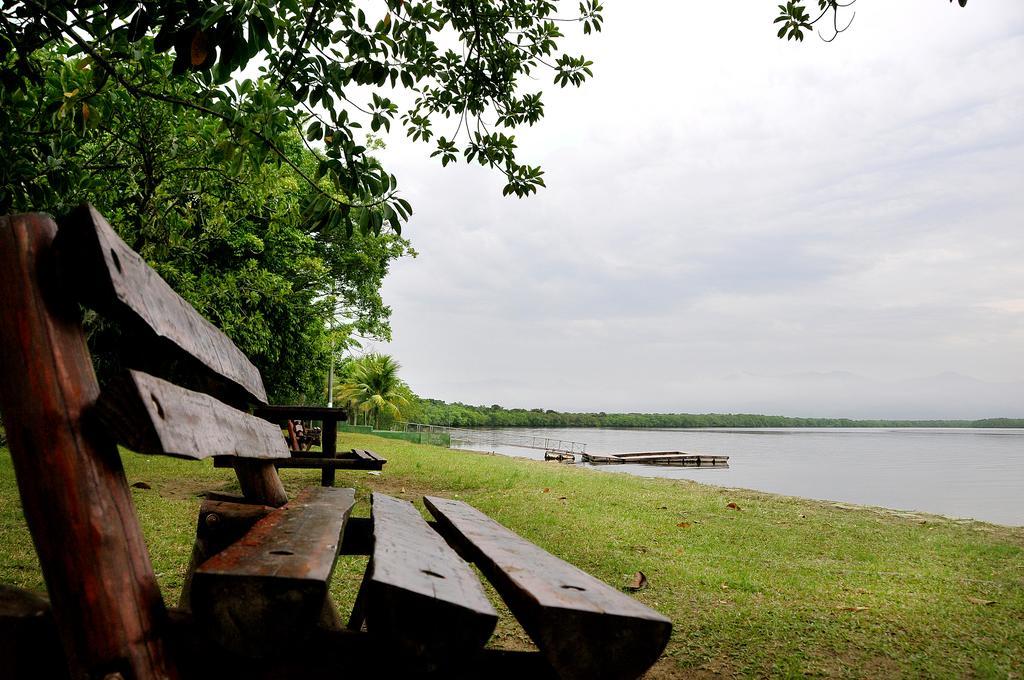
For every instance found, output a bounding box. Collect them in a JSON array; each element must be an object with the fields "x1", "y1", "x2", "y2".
[{"x1": 0, "y1": 206, "x2": 671, "y2": 679}]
